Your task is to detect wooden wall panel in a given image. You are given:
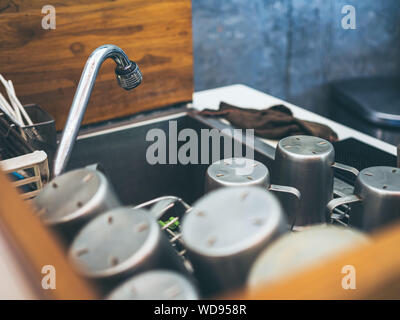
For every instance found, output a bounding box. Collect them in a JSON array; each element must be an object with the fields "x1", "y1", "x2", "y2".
[{"x1": 0, "y1": 0, "x2": 193, "y2": 130}]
